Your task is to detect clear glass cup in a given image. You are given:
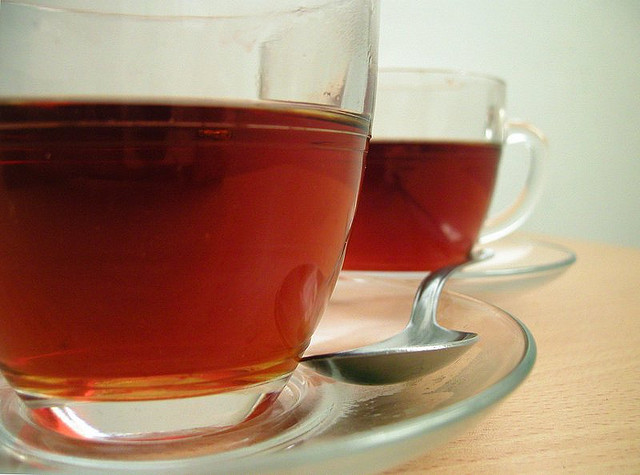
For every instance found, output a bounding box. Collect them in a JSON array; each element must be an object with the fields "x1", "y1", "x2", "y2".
[
  {"x1": 0, "y1": 0, "x2": 378, "y2": 449},
  {"x1": 342, "y1": 68, "x2": 547, "y2": 273}
]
